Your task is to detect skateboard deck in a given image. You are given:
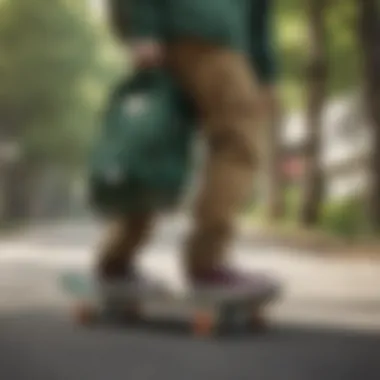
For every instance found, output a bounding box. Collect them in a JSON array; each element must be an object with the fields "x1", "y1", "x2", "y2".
[{"x1": 60, "y1": 271, "x2": 280, "y2": 337}]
